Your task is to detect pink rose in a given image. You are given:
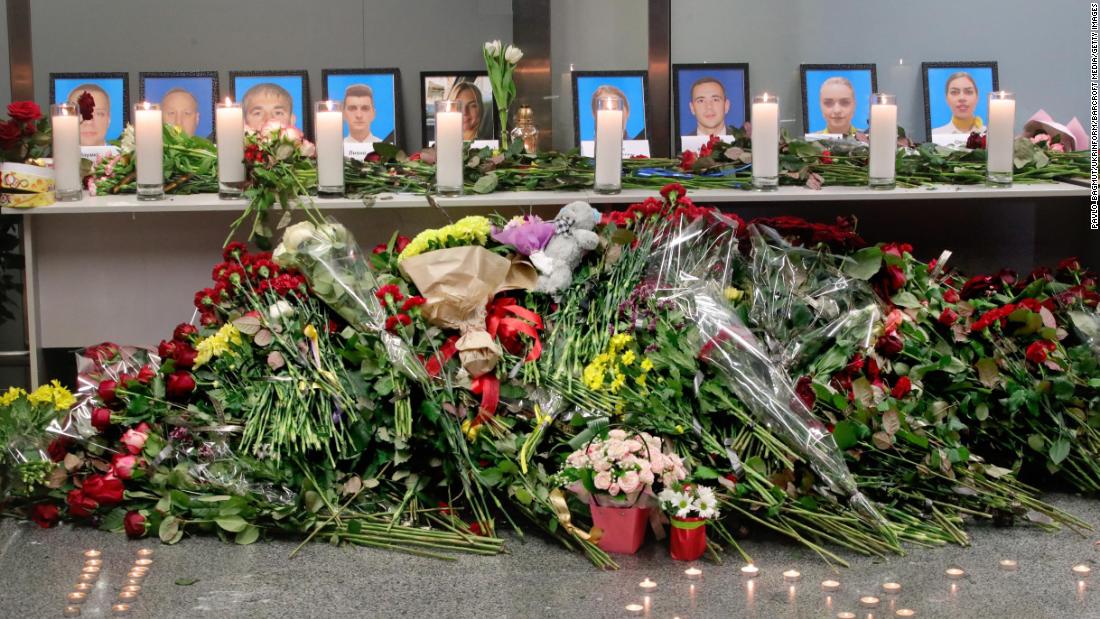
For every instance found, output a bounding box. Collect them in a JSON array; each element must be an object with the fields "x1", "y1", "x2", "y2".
[
  {"x1": 299, "y1": 139, "x2": 316, "y2": 158},
  {"x1": 120, "y1": 423, "x2": 151, "y2": 455},
  {"x1": 1050, "y1": 143, "x2": 1065, "y2": 153},
  {"x1": 111, "y1": 453, "x2": 140, "y2": 480},
  {"x1": 608, "y1": 482, "x2": 621, "y2": 496},
  {"x1": 619, "y1": 471, "x2": 641, "y2": 494},
  {"x1": 593, "y1": 471, "x2": 612, "y2": 490}
]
